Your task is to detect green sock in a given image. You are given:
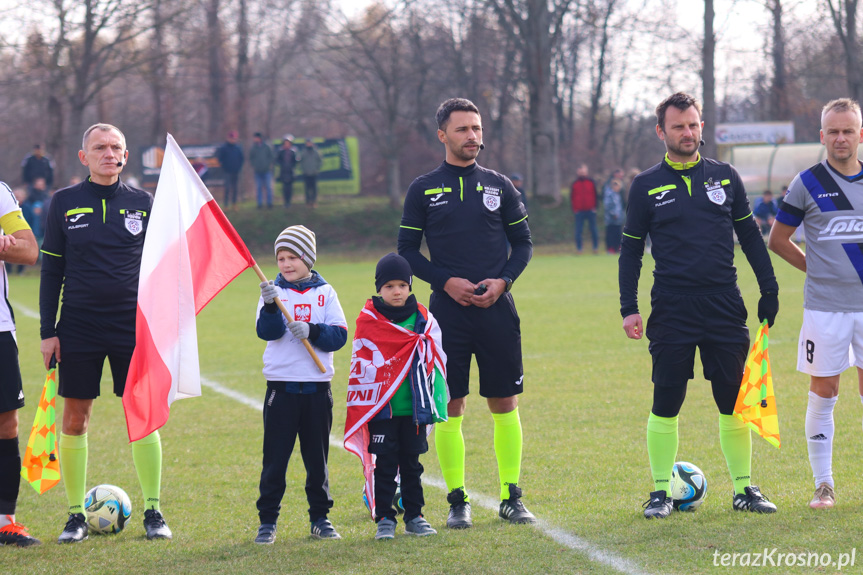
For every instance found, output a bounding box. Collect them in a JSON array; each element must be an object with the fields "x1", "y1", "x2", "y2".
[
  {"x1": 435, "y1": 415, "x2": 467, "y2": 500},
  {"x1": 132, "y1": 431, "x2": 162, "y2": 511},
  {"x1": 719, "y1": 414, "x2": 751, "y2": 495},
  {"x1": 646, "y1": 413, "x2": 678, "y2": 493},
  {"x1": 59, "y1": 432, "x2": 88, "y2": 515},
  {"x1": 492, "y1": 408, "x2": 523, "y2": 500}
]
